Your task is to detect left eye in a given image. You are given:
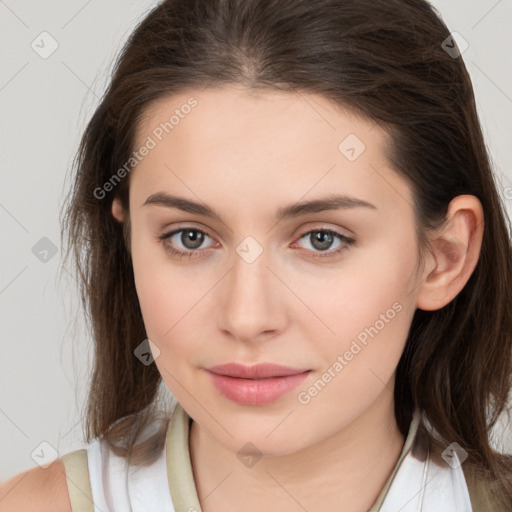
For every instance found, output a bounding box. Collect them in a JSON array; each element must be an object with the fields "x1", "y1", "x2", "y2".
[
  {"x1": 294, "y1": 229, "x2": 354, "y2": 256},
  {"x1": 158, "y1": 227, "x2": 355, "y2": 259}
]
